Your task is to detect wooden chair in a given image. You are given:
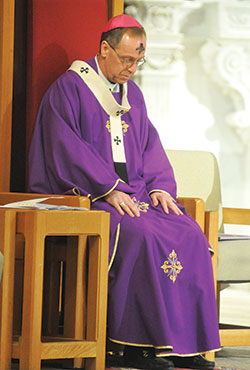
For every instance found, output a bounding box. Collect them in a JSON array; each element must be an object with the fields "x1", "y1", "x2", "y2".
[
  {"x1": 166, "y1": 149, "x2": 250, "y2": 352},
  {"x1": 0, "y1": 192, "x2": 90, "y2": 338},
  {"x1": 0, "y1": 208, "x2": 16, "y2": 370},
  {"x1": 0, "y1": 252, "x2": 3, "y2": 283},
  {"x1": 0, "y1": 193, "x2": 90, "y2": 369},
  {"x1": 0, "y1": 192, "x2": 110, "y2": 370}
]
